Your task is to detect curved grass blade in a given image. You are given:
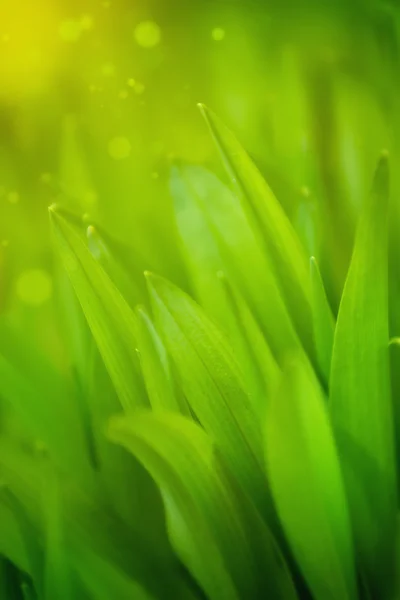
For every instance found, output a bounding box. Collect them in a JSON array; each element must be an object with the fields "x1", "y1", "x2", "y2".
[
  {"x1": 199, "y1": 105, "x2": 313, "y2": 358},
  {"x1": 109, "y1": 410, "x2": 298, "y2": 600},
  {"x1": 310, "y1": 256, "x2": 335, "y2": 386},
  {"x1": 265, "y1": 354, "x2": 357, "y2": 600},
  {"x1": 146, "y1": 272, "x2": 269, "y2": 515},
  {"x1": 49, "y1": 206, "x2": 147, "y2": 411},
  {"x1": 135, "y1": 306, "x2": 190, "y2": 415},
  {"x1": 330, "y1": 154, "x2": 397, "y2": 596}
]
